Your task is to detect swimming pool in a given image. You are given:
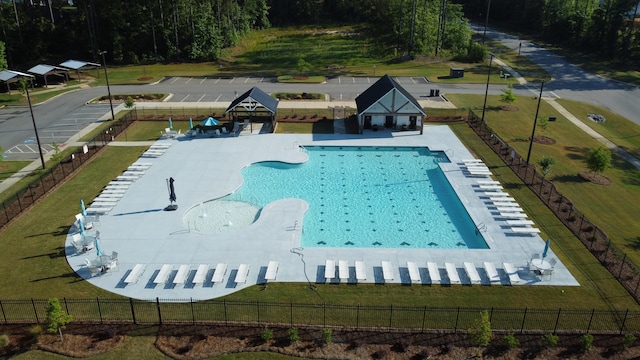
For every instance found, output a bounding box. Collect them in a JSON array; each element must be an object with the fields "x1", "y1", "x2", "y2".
[{"x1": 224, "y1": 146, "x2": 488, "y2": 249}]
